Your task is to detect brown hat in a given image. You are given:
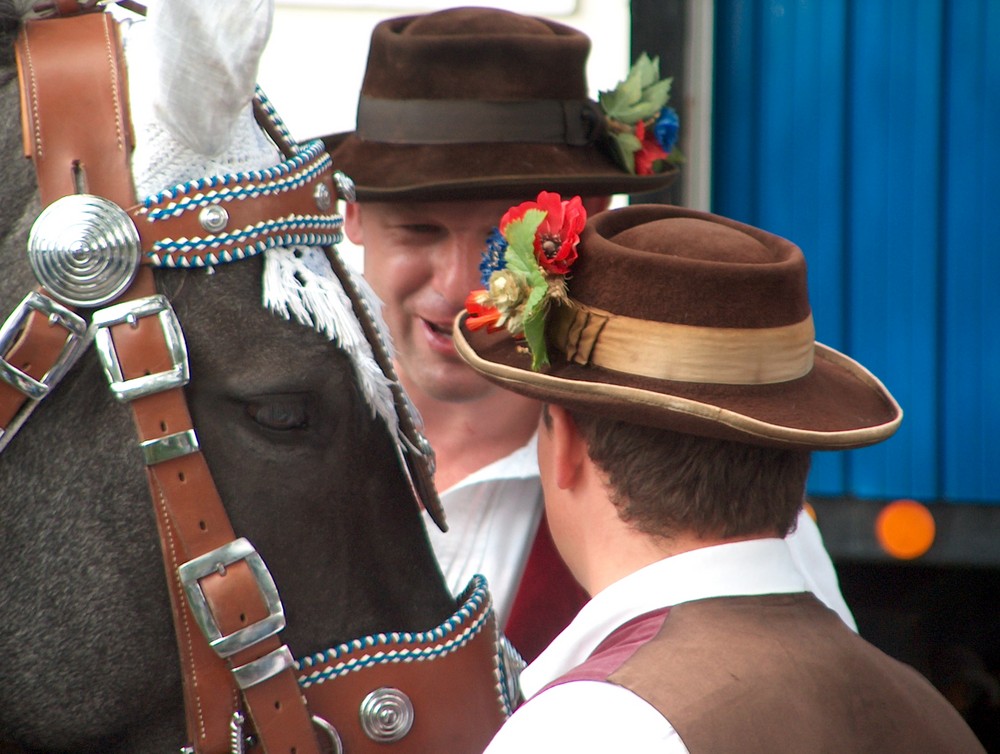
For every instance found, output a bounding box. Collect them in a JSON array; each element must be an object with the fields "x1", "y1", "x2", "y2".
[
  {"x1": 454, "y1": 203, "x2": 902, "y2": 450},
  {"x1": 324, "y1": 7, "x2": 679, "y2": 202}
]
